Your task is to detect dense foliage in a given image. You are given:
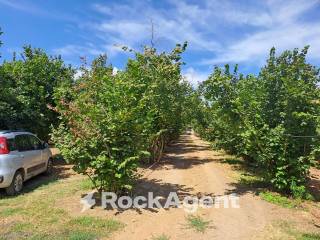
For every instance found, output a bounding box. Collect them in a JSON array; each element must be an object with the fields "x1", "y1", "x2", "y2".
[
  {"x1": 0, "y1": 46, "x2": 74, "y2": 140},
  {"x1": 193, "y1": 47, "x2": 320, "y2": 196},
  {"x1": 1, "y1": 26, "x2": 320, "y2": 197},
  {"x1": 52, "y1": 44, "x2": 191, "y2": 192}
]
